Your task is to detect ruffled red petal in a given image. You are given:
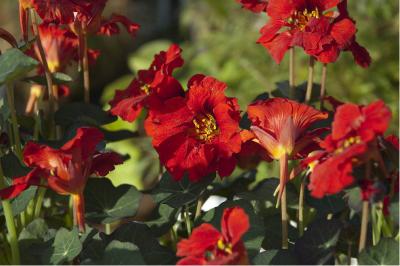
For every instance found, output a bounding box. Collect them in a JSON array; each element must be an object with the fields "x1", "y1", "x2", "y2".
[{"x1": 221, "y1": 207, "x2": 250, "y2": 246}]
